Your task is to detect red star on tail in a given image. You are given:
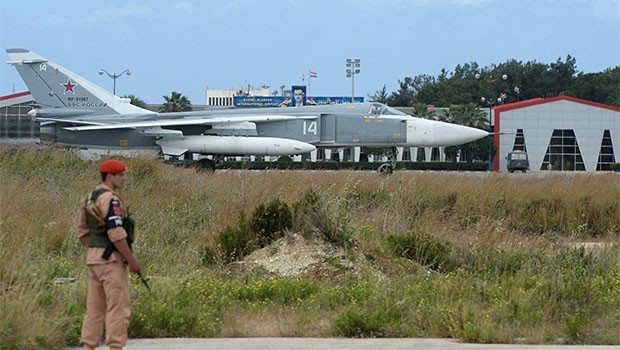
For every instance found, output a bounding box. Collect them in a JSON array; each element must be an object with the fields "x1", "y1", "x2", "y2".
[{"x1": 61, "y1": 79, "x2": 78, "y2": 94}]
